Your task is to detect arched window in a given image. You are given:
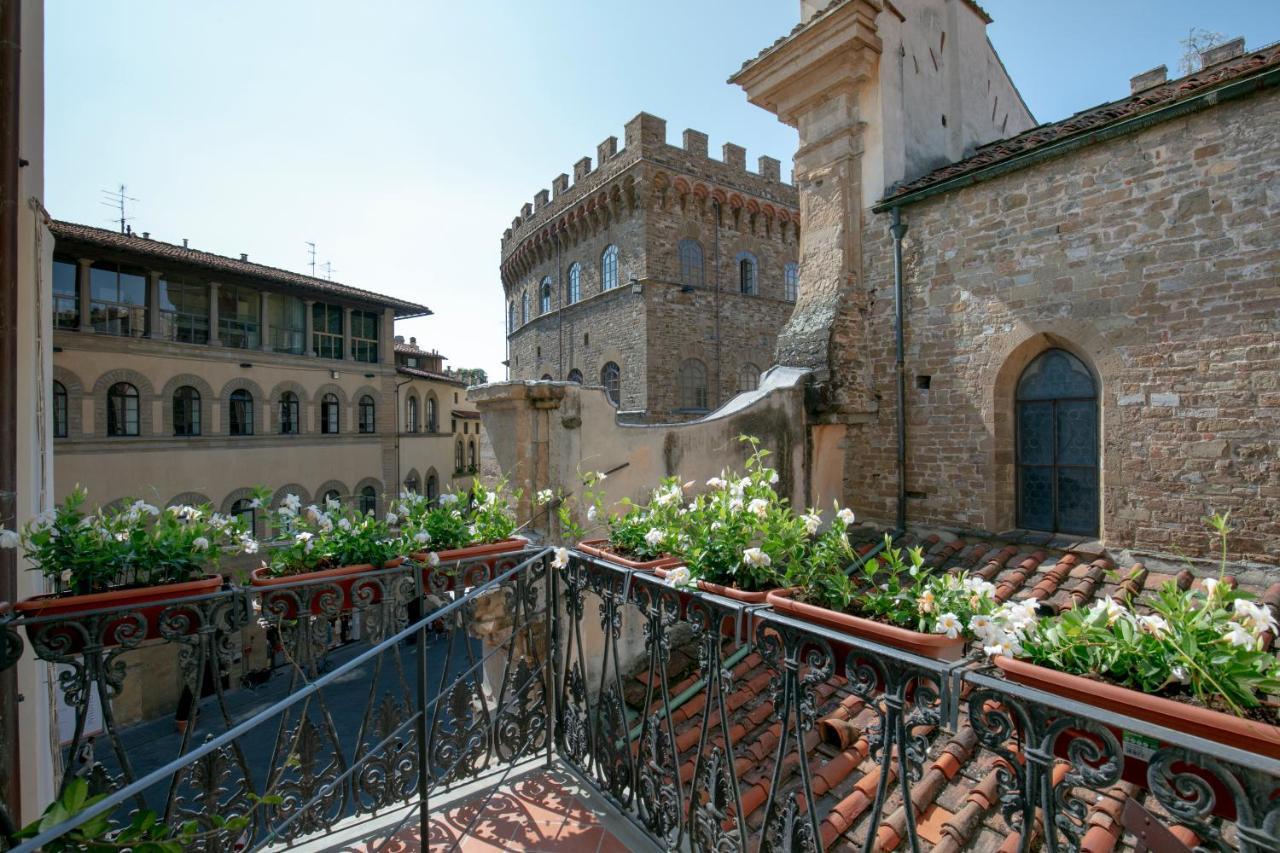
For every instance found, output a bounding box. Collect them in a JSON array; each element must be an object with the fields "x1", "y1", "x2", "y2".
[
  {"x1": 507, "y1": 301, "x2": 516, "y2": 334},
  {"x1": 1016, "y1": 348, "x2": 1099, "y2": 536},
  {"x1": 540, "y1": 373, "x2": 553, "y2": 381},
  {"x1": 323, "y1": 488, "x2": 342, "y2": 506},
  {"x1": 279, "y1": 391, "x2": 299, "y2": 435},
  {"x1": 679, "y1": 359, "x2": 708, "y2": 411},
  {"x1": 783, "y1": 262, "x2": 798, "y2": 302},
  {"x1": 358, "y1": 395, "x2": 375, "y2": 434},
  {"x1": 426, "y1": 473, "x2": 438, "y2": 504},
  {"x1": 600, "y1": 362, "x2": 620, "y2": 406},
  {"x1": 455, "y1": 439, "x2": 465, "y2": 472},
  {"x1": 230, "y1": 497, "x2": 257, "y2": 534},
  {"x1": 601, "y1": 245, "x2": 619, "y2": 291},
  {"x1": 53, "y1": 381, "x2": 68, "y2": 438},
  {"x1": 540, "y1": 276, "x2": 552, "y2": 314},
  {"x1": 521, "y1": 291, "x2": 529, "y2": 324},
  {"x1": 359, "y1": 486, "x2": 377, "y2": 515},
  {"x1": 404, "y1": 473, "x2": 419, "y2": 494},
  {"x1": 107, "y1": 382, "x2": 140, "y2": 436},
  {"x1": 567, "y1": 368, "x2": 583, "y2": 384},
  {"x1": 738, "y1": 252, "x2": 758, "y2": 295},
  {"x1": 173, "y1": 386, "x2": 201, "y2": 436},
  {"x1": 468, "y1": 440, "x2": 477, "y2": 471},
  {"x1": 426, "y1": 396, "x2": 438, "y2": 432},
  {"x1": 229, "y1": 389, "x2": 254, "y2": 436},
  {"x1": 406, "y1": 396, "x2": 419, "y2": 433},
  {"x1": 738, "y1": 363, "x2": 760, "y2": 393},
  {"x1": 321, "y1": 393, "x2": 340, "y2": 434},
  {"x1": 678, "y1": 239, "x2": 704, "y2": 288},
  {"x1": 567, "y1": 263, "x2": 581, "y2": 304}
]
